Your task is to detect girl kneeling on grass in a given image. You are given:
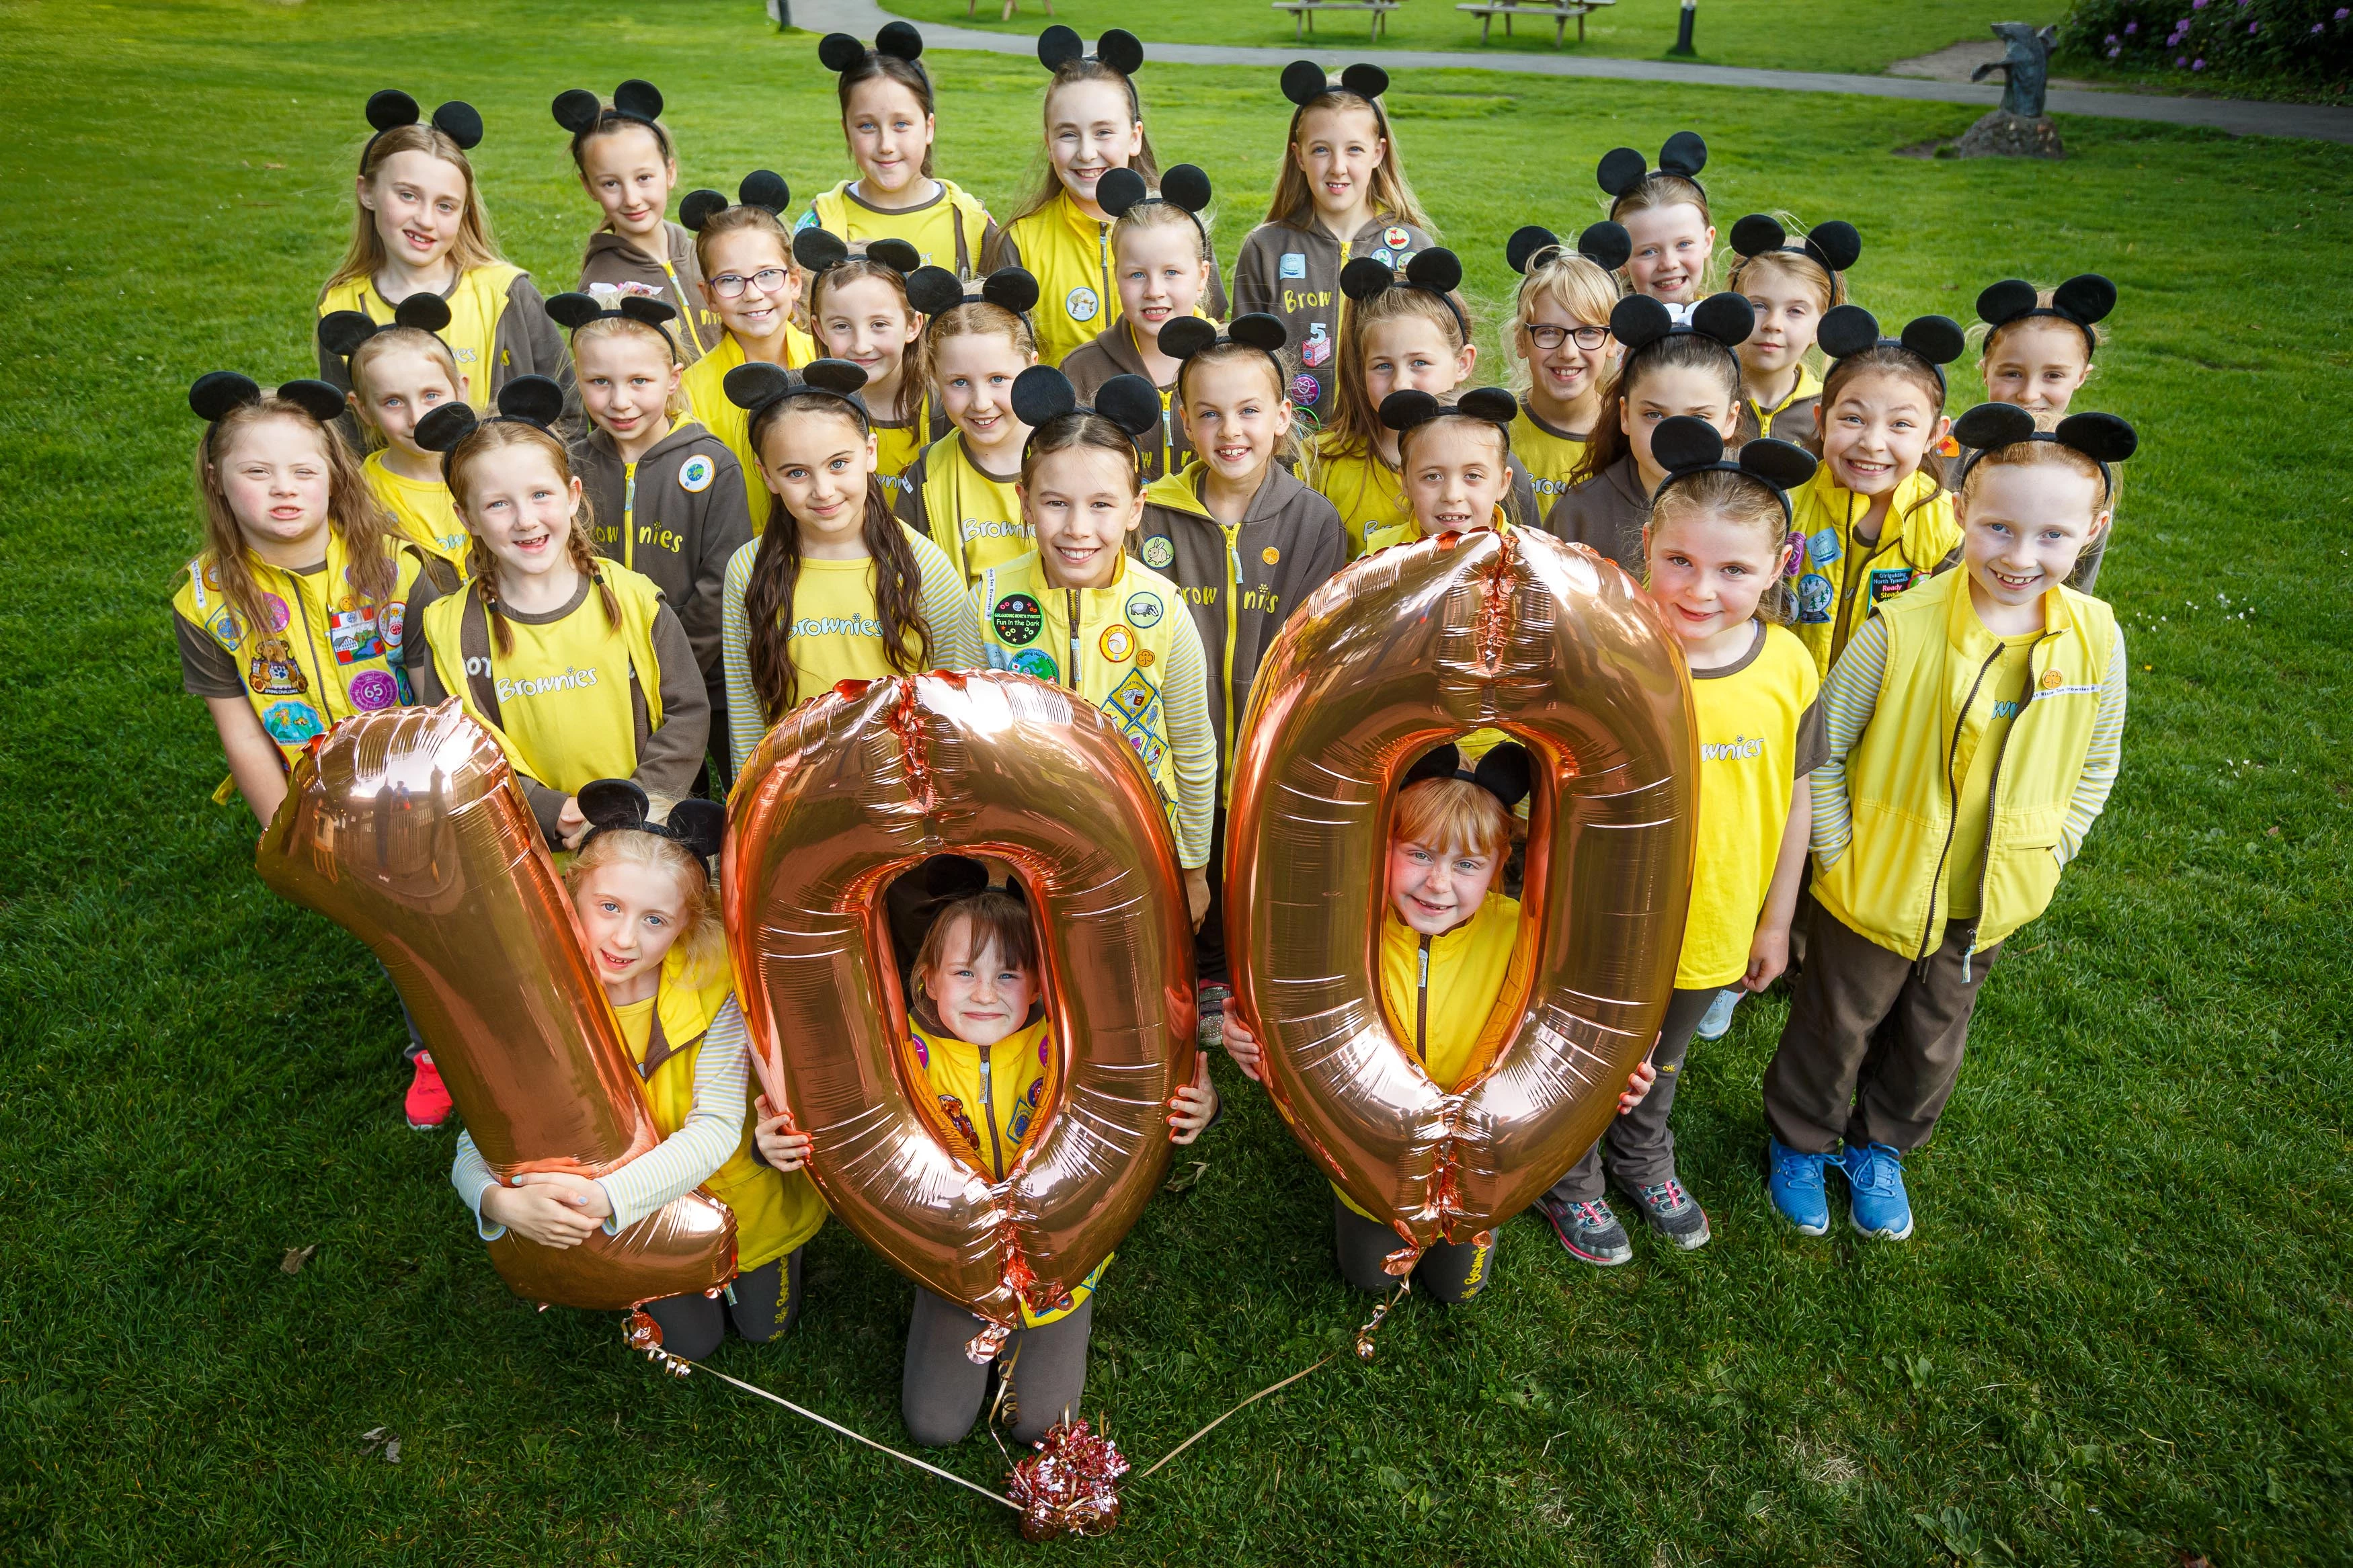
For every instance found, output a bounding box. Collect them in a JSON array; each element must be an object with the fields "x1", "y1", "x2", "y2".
[
  {"x1": 1726, "y1": 213, "x2": 1859, "y2": 448},
  {"x1": 321, "y1": 294, "x2": 471, "y2": 564},
  {"x1": 760, "y1": 886, "x2": 1219, "y2": 1446},
  {"x1": 1501, "y1": 222, "x2": 1629, "y2": 507},
  {"x1": 407, "y1": 378, "x2": 710, "y2": 849},
  {"x1": 1972, "y1": 274, "x2": 2119, "y2": 591},
  {"x1": 1538, "y1": 418, "x2": 1825, "y2": 1268},
  {"x1": 456, "y1": 782, "x2": 825, "y2": 1356},
  {"x1": 1761, "y1": 405, "x2": 2135, "y2": 1243}
]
